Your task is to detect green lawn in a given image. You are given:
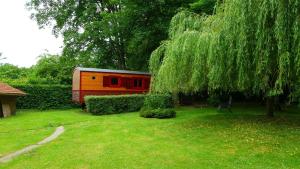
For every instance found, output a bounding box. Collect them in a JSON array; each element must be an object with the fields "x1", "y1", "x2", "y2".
[{"x1": 1, "y1": 106, "x2": 300, "y2": 169}]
